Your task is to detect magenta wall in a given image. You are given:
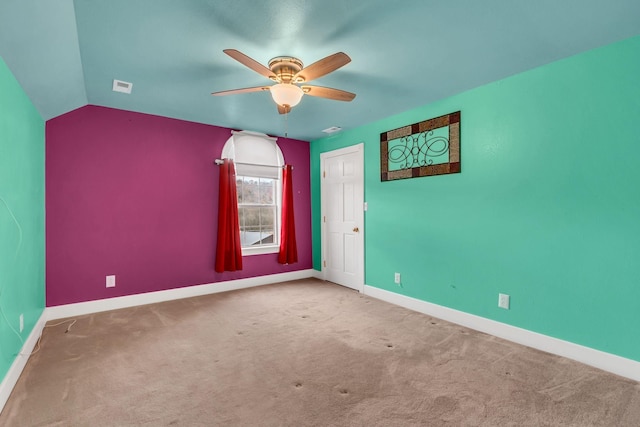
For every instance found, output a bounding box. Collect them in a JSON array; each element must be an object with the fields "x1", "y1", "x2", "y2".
[{"x1": 46, "y1": 106, "x2": 312, "y2": 306}]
